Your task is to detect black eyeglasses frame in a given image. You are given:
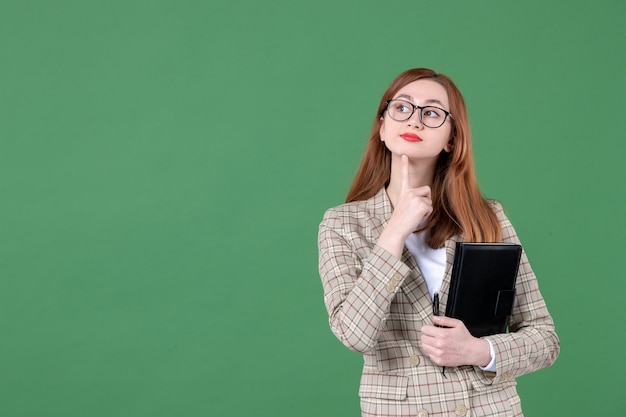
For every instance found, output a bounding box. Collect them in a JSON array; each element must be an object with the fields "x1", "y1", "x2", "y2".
[{"x1": 385, "y1": 99, "x2": 453, "y2": 128}]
